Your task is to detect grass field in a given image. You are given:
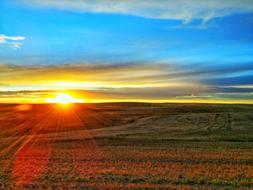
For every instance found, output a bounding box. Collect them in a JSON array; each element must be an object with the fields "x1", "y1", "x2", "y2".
[{"x1": 0, "y1": 103, "x2": 253, "y2": 189}]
